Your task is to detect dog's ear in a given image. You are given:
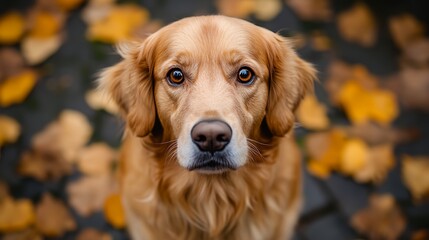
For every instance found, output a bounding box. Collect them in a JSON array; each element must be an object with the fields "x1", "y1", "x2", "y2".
[
  {"x1": 98, "y1": 42, "x2": 156, "y2": 137},
  {"x1": 265, "y1": 34, "x2": 316, "y2": 137}
]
